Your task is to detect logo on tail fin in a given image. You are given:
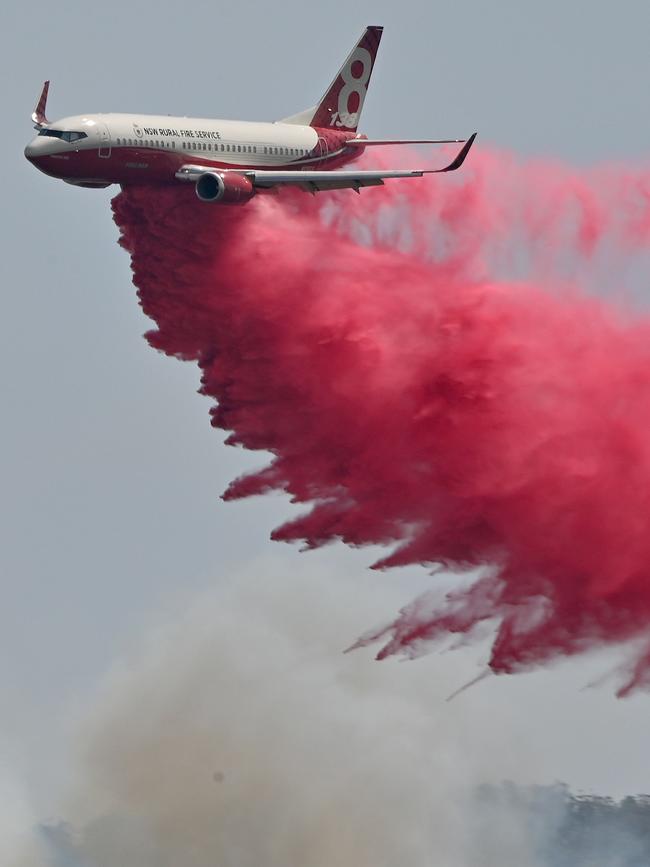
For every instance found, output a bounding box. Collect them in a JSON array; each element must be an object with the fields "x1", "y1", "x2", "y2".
[
  {"x1": 305, "y1": 25, "x2": 382, "y2": 132},
  {"x1": 330, "y1": 46, "x2": 373, "y2": 128}
]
